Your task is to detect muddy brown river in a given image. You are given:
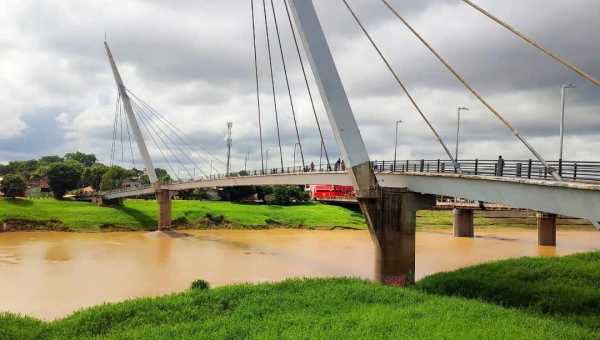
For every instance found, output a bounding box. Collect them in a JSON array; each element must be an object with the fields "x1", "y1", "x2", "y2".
[{"x1": 0, "y1": 229, "x2": 598, "y2": 320}]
